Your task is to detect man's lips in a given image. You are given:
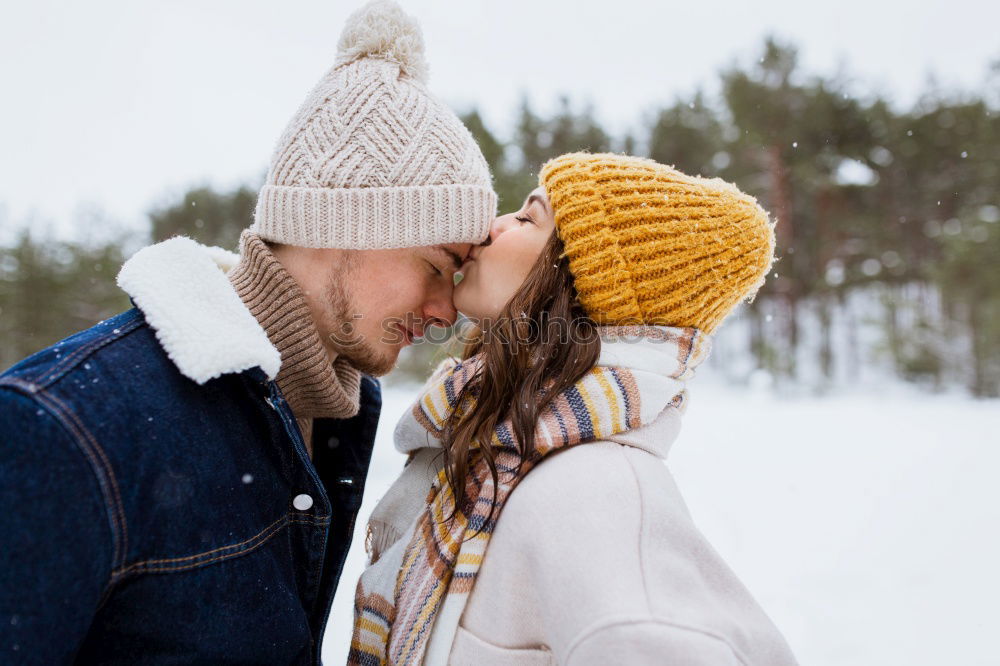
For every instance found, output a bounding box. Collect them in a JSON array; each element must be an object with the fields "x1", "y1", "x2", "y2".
[{"x1": 394, "y1": 323, "x2": 421, "y2": 345}]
